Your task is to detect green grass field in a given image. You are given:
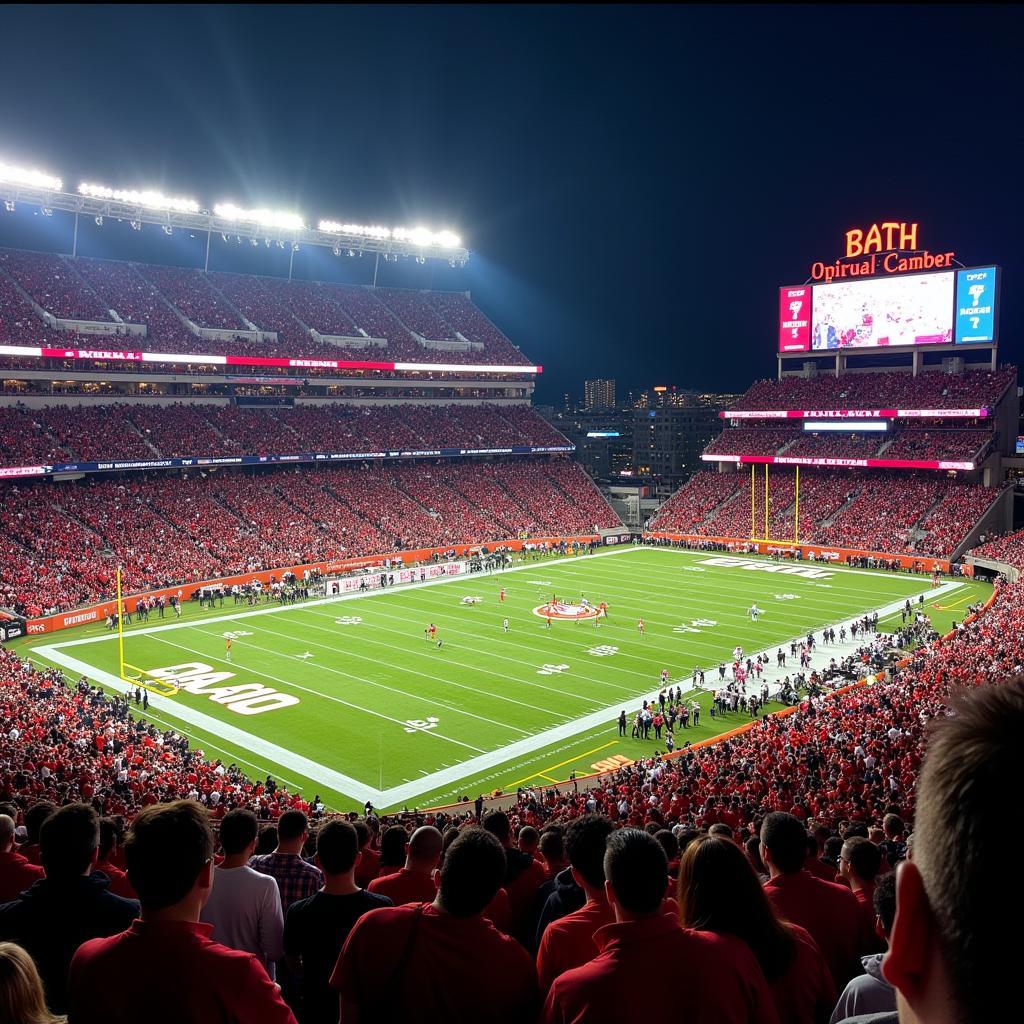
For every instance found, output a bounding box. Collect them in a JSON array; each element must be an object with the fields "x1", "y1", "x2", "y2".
[{"x1": 13, "y1": 547, "x2": 990, "y2": 812}]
